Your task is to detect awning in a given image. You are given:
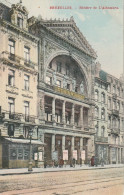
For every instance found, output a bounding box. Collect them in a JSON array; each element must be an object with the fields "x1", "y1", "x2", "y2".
[{"x1": 5, "y1": 138, "x2": 45, "y2": 145}]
